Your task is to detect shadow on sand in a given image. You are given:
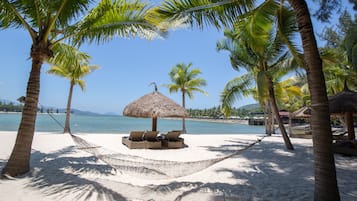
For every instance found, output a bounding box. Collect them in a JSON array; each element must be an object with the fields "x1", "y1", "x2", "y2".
[{"x1": 2, "y1": 137, "x2": 356, "y2": 201}]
